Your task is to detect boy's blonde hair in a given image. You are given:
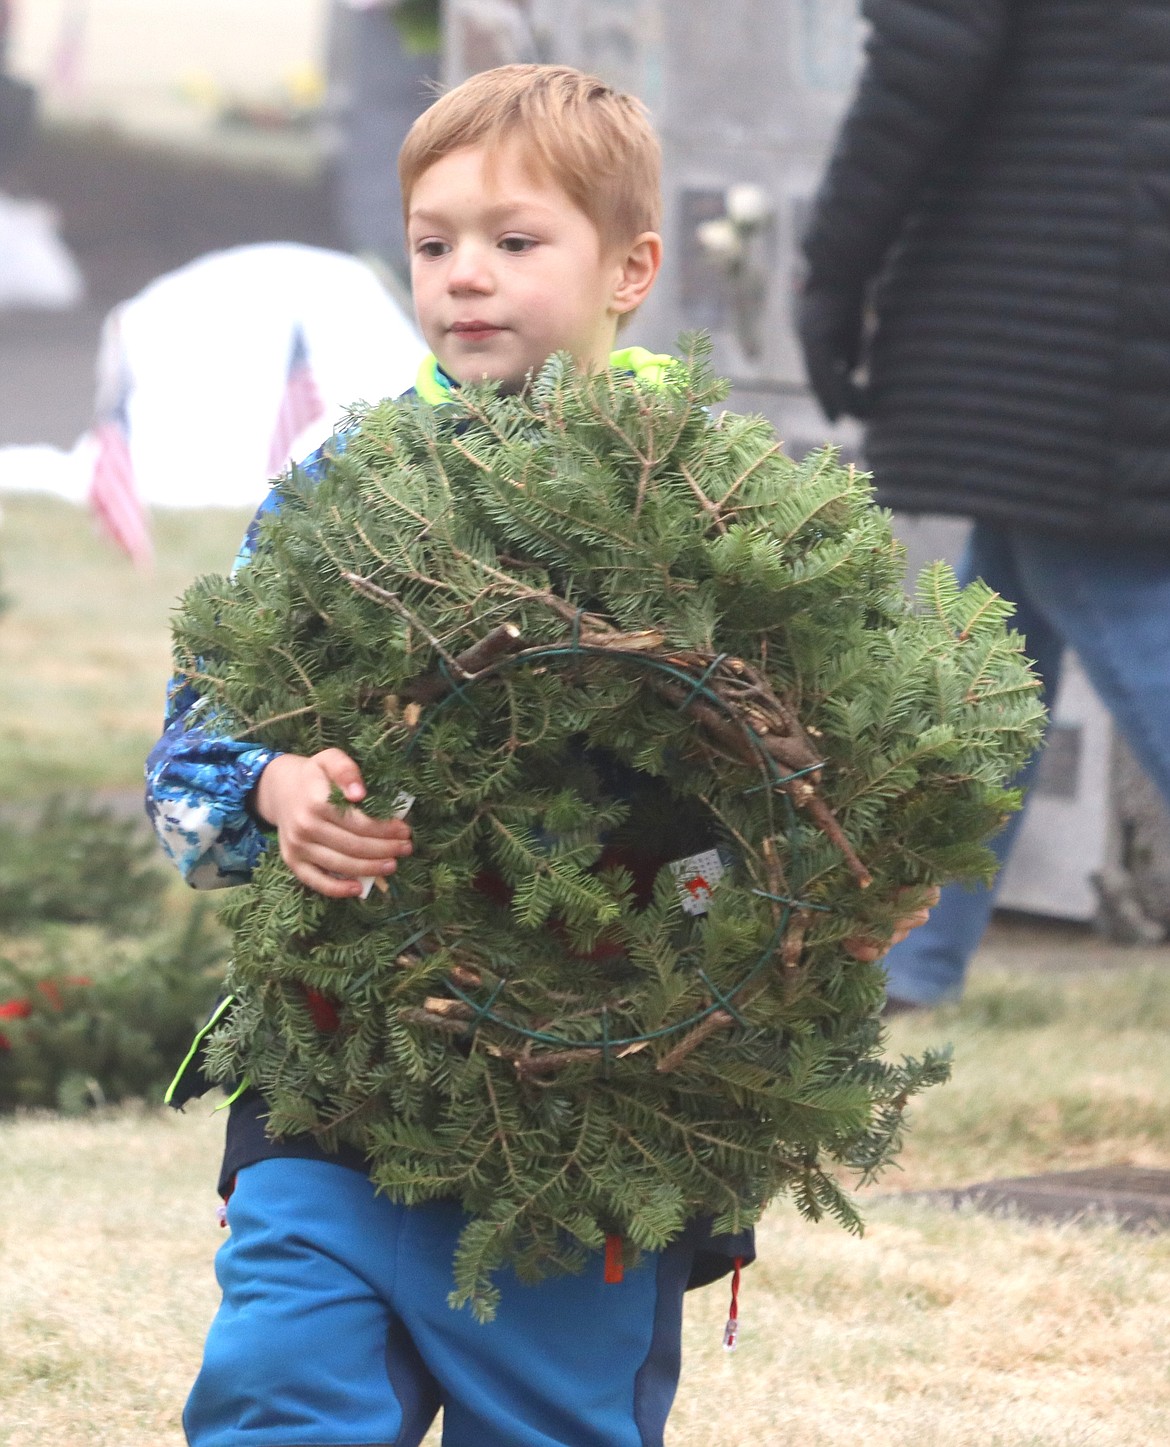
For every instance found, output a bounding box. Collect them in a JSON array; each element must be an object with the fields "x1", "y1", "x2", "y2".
[{"x1": 399, "y1": 63, "x2": 662, "y2": 251}]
